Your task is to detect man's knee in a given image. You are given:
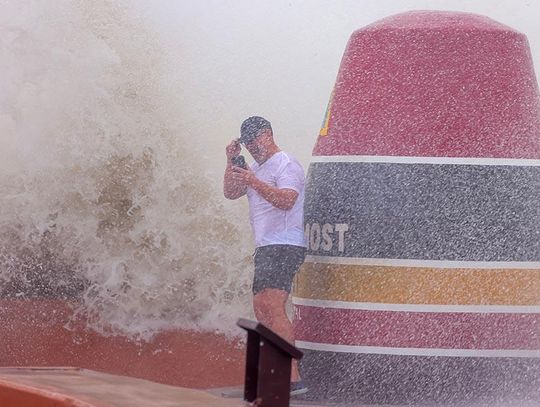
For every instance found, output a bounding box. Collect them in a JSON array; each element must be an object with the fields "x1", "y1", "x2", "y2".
[
  {"x1": 253, "y1": 288, "x2": 288, "y2": 322},
  {"x1": 253, "y1": 290, "x2": 274, "y2": 320}
]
